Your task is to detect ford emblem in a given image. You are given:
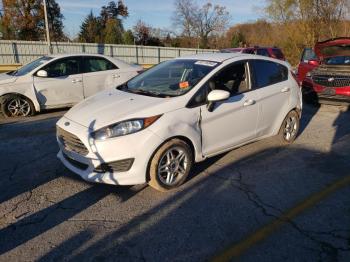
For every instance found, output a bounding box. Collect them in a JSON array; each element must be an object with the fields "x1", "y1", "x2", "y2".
[
  {"x1": 328, "y1": 77, "x2": 335, "y2": 82},
  {"x1": 64, "y1": 122, "x2": 70, "y2": 126}
]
